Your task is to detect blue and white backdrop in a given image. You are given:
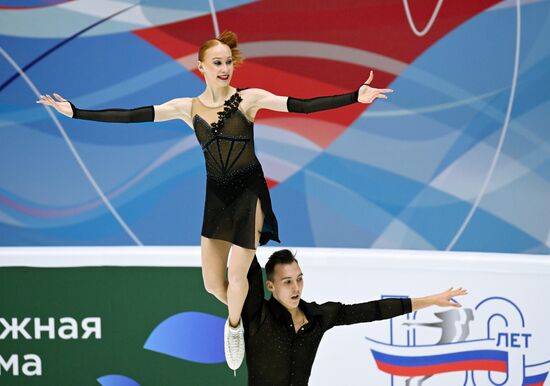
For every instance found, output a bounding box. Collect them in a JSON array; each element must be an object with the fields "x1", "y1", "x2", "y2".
[{"x1": 1, "y1": 0, "x2": 549, "y2": 253}]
